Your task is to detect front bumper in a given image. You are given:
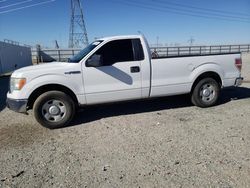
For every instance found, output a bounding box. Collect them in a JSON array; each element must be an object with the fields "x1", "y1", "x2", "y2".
[
  {"x1": 235, "y1": 77, "x2": 243, "y2": 86},
  {"x1": 6, "y1": 98, "x2": 28, "y2": 113}
]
